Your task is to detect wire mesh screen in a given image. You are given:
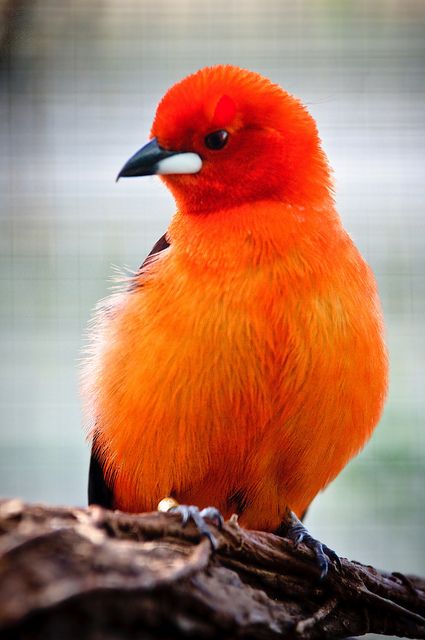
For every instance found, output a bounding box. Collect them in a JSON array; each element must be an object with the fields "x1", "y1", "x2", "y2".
[{"x1": 0, "y1": 0, "x2": 424, "y2": 607}]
